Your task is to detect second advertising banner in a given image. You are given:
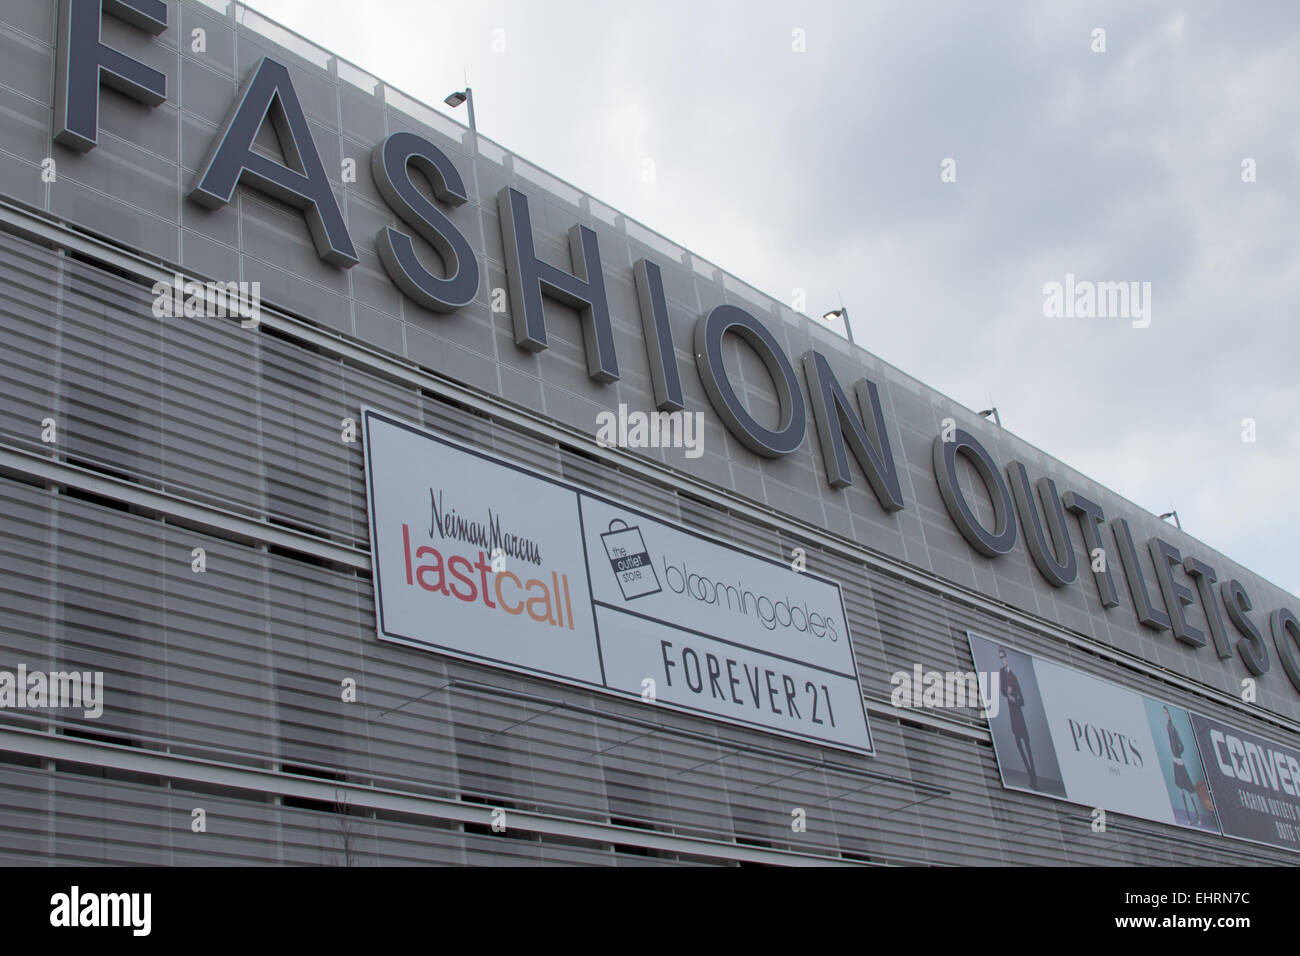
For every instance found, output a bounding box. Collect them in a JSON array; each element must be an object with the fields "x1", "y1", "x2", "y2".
[{"x1": 968, "y1": 631, "x2": 1220, "y2": 836}]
